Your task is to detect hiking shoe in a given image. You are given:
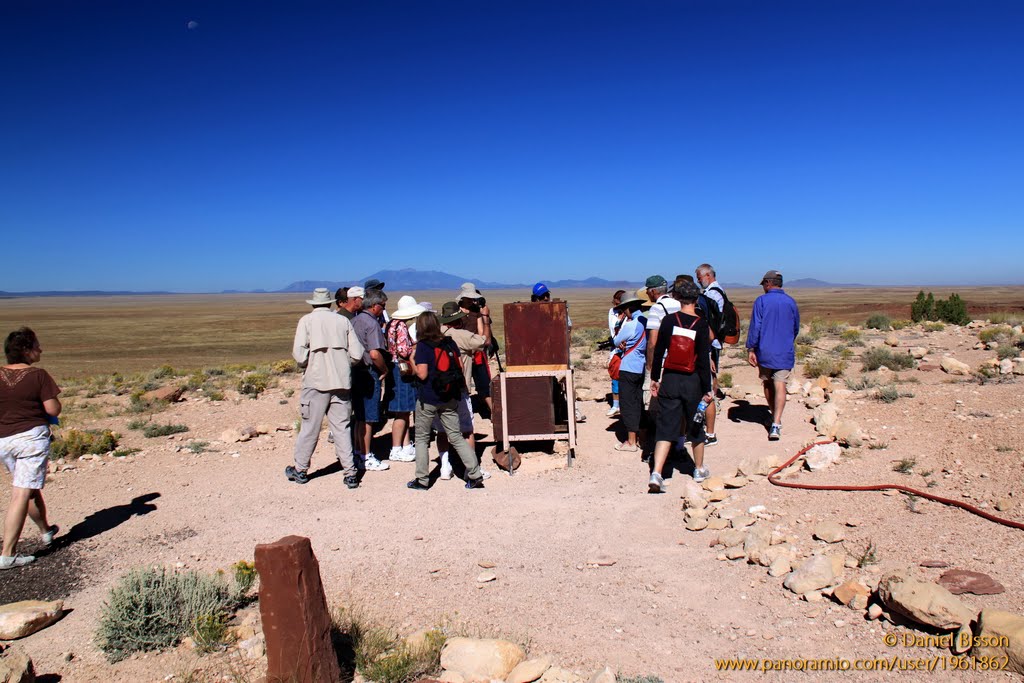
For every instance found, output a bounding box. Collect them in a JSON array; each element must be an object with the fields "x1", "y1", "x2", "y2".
[
  {"x1": 768, "y1": 424, "x2": 781, "y2": 441},
  {"x1": 465, "y1": 477, "x2": 485, "y2": 490},
  {"x1": 363, "y1": 454, "x2": 389, "y2": 471},
  {"x1": 606, "y1": 406, "x2": 620, "y2": 417},
  {"x1": 285, "y1": 466, "x2": 309, "y2": 485},
  {"x1": 575, "y1": 408, "x2": 587, "y2": 423},
  {"x1": 389, "y1": 446, "x2": 415, "y2": 463},
  {"x1": 614, "y1": 441, "x2": 639, "y2": 452},
  {"x1": 704, "y1": 433, "x2": 718, "y2": 447},
  {"x1": 648, "y1": 472, "x2": 665, "y2": 493},
  {"x1": 480, "y1": 468, "x2": 492, "y2": 480},
  {"x1": 439, "y1": 452, "x2": 453, "y2": 480},
  {"x1": 400, "y1": 443, "x2": 416, "y2": 460},
  {"x1": 41, "y1": 524, "x2": 59, "y2": 546},
  {"x1": 693, "y1": 466, "x2": 711, "y2": 483},
  {"x1": 0, "y1": 554, "x2": 35, "y2": 570},
  {"x1": 344, "y1": 475, "x2": 359, "y2": 490},
  {"x1": 407, "y1": 480, "x2": 430, "y2": 491}
]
